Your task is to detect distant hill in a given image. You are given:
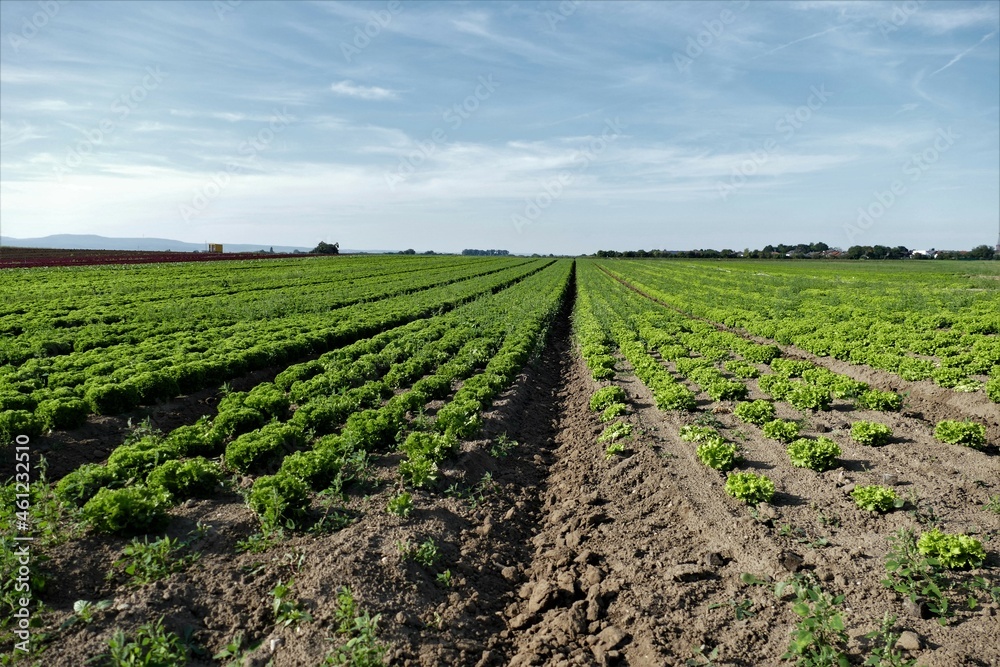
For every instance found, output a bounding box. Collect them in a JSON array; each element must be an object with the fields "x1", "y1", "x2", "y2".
[{"x1": 0, "y1": 234, "x2": 324, "y2": 254}]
